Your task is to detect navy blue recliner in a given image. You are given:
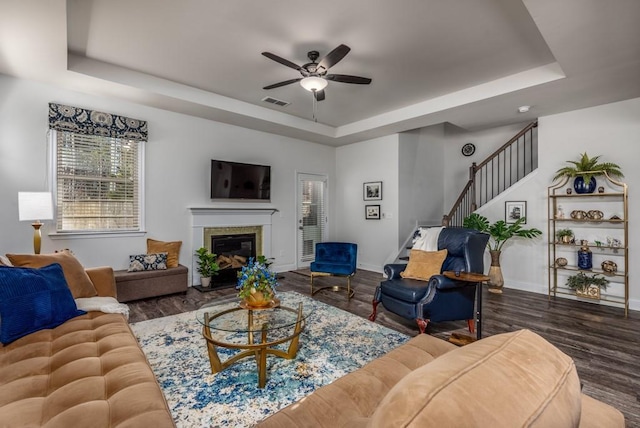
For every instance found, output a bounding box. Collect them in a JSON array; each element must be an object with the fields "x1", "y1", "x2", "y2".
[
  {"x1": 369, "y1": 228, "x2": 489, "y2": 334},
  {"x1": 310, "y1": 242, "x2": 358, "y2": 299}
]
